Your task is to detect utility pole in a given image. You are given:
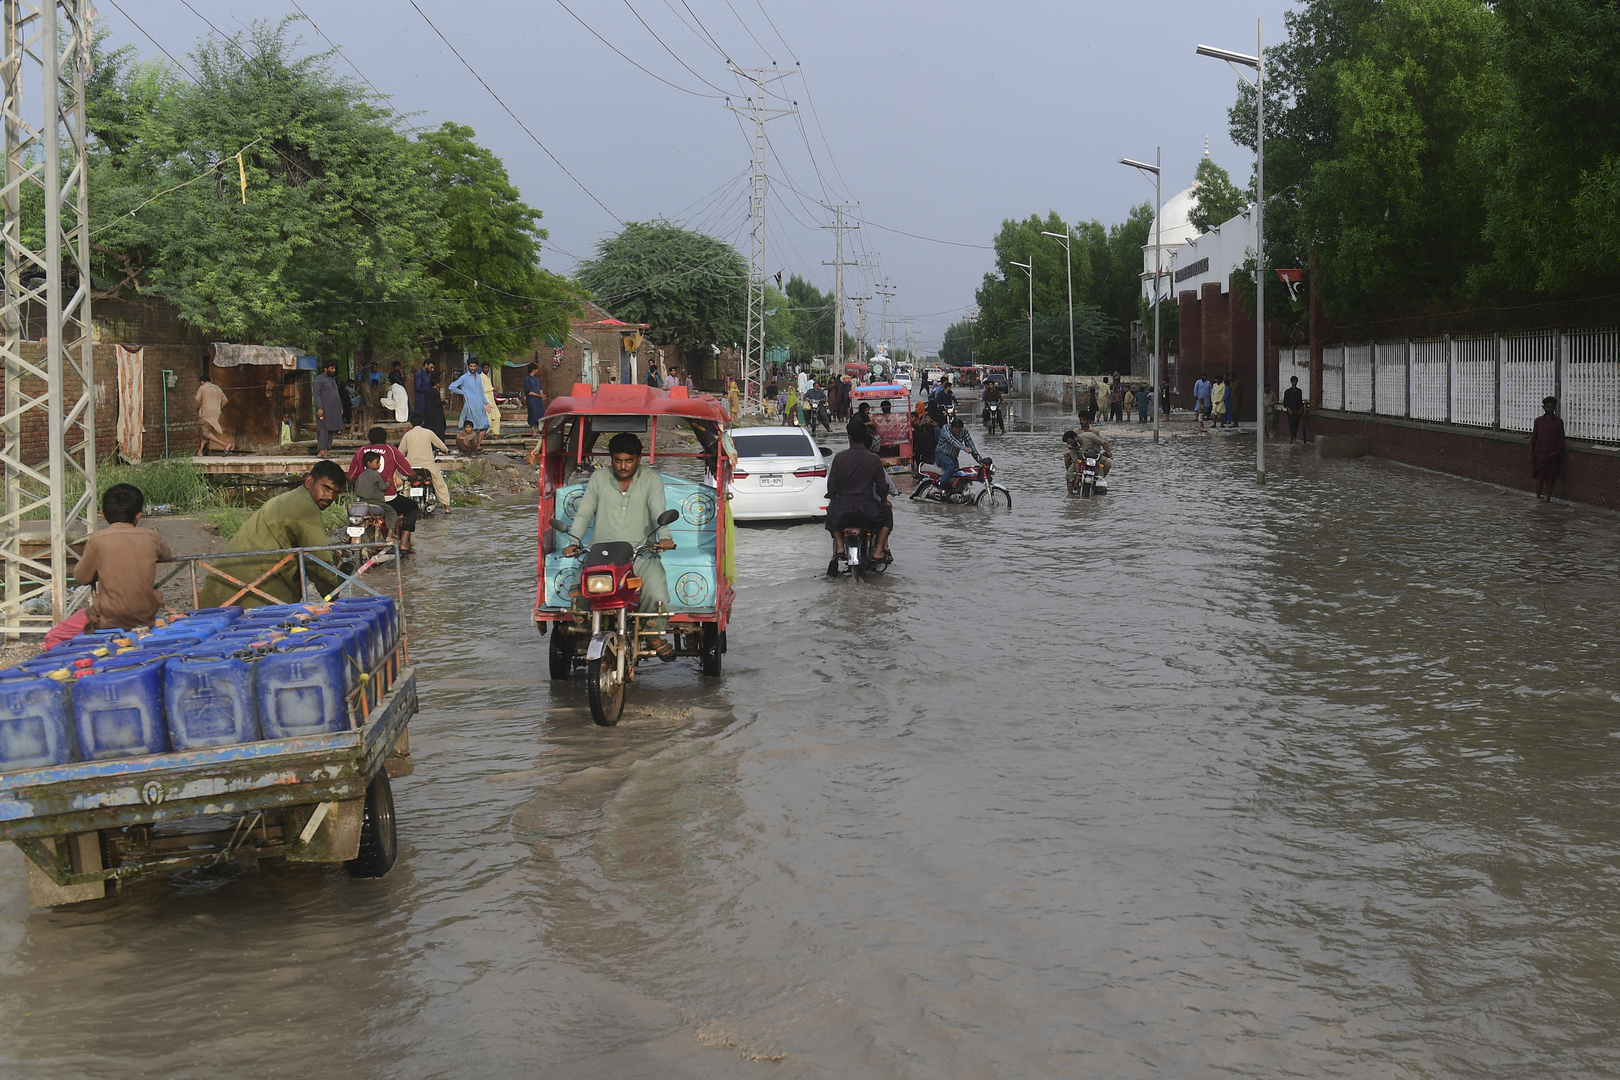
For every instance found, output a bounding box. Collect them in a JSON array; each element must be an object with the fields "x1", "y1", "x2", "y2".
[
  {"x1": 849, "y1": 292, "x2": 871, "y2": 362},
  {"x1": 726, "y1": 66, "x2": 795, "y2": 413},
  {"x1": 875, "y1": 280, "x2": 896, "y2": 357},
  {"x1": 2, "y1": 0, "x2": 95, "y2": 636},
  {"x1": 821, "y1": 204, "x2": 857, "y2": 374}
]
